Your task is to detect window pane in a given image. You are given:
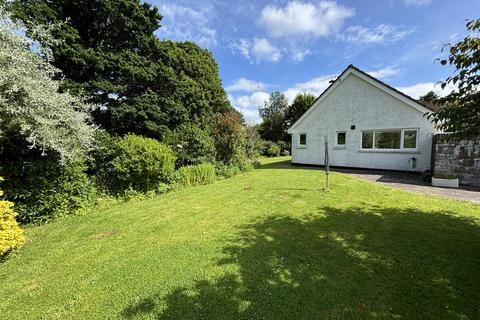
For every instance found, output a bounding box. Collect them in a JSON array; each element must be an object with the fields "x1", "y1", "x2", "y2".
[
  {"x1": 337, "y1": 132, "x2": 346, "y2": 145},
  {"x1": 362, "y1": 131, "x2": 373, "y2": 149},
  {"x1": 375, "y1": 130, "x2": 401, "y2": 149},
  {"x1": 403, "y1": 130, "x2": 417, "y2": 148},
  {"x1": 300, "y1": 134, "x2": 307, "y2": 145}
]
